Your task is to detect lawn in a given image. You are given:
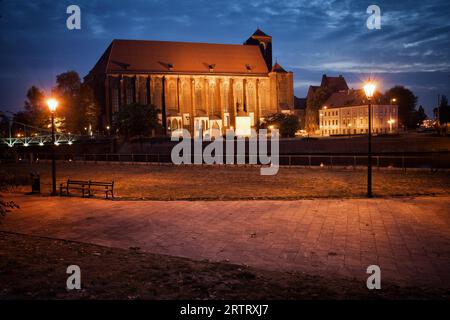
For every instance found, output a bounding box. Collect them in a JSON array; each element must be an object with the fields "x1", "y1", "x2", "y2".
[
  {"x1": 2, "y1": 162, "x2": 450, "y2": 200},
  {"x1": 0, "y1": 231, "x2": 447, "y2": 300}
]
